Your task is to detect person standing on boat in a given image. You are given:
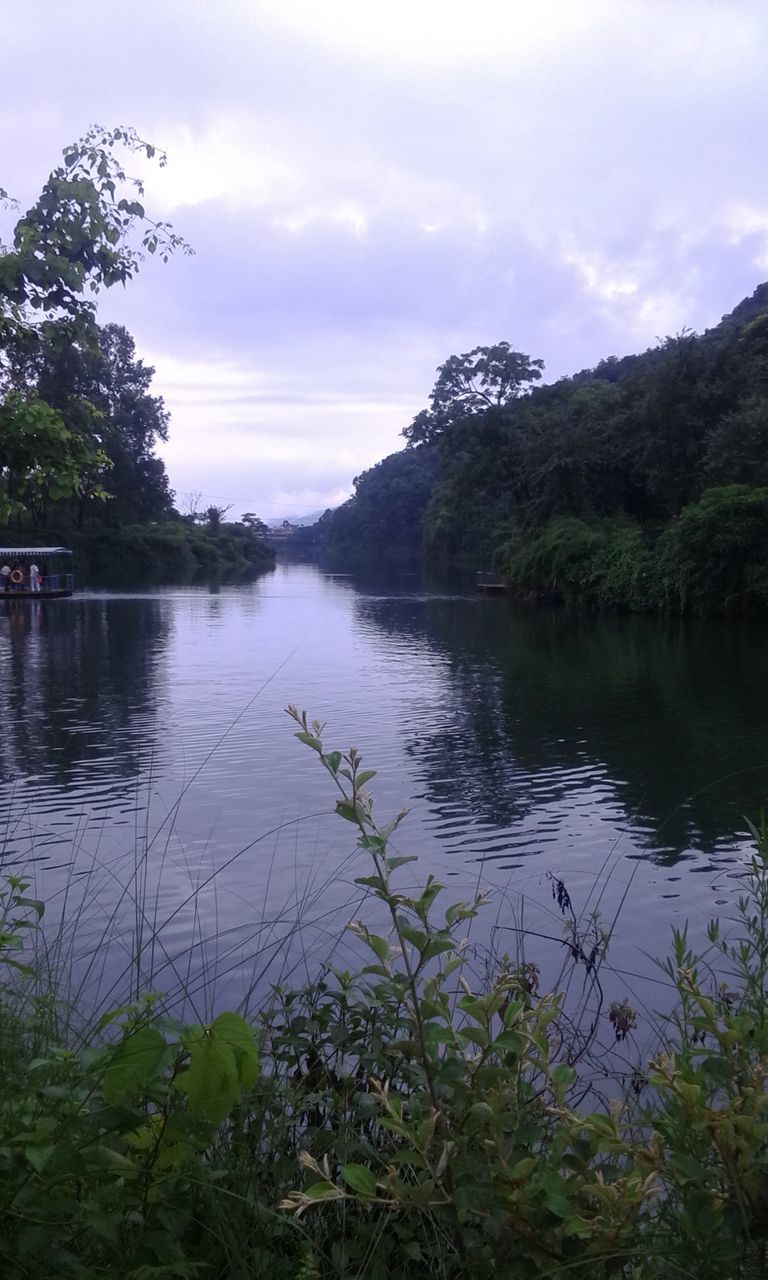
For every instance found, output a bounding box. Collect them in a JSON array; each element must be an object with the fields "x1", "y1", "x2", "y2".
[
  {"x1": 29, "y1": 562, "x2": 40, "y2": 593},
  {"x1": 0, "y1": 563, "x2": 9, "y2": 593}
]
